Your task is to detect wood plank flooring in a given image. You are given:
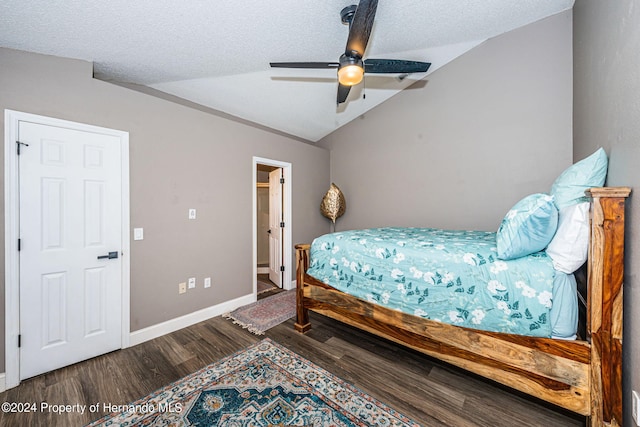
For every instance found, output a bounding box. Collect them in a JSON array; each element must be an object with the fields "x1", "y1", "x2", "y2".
[{"x1": 0, "y1": 296, "x2": 585, "y2": 426}]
